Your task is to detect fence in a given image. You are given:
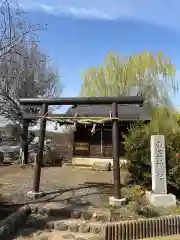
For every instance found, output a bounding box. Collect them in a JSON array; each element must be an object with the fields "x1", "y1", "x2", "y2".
[{"x1": 104, "y1": 215, "x2": 180, "y2": 240}]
